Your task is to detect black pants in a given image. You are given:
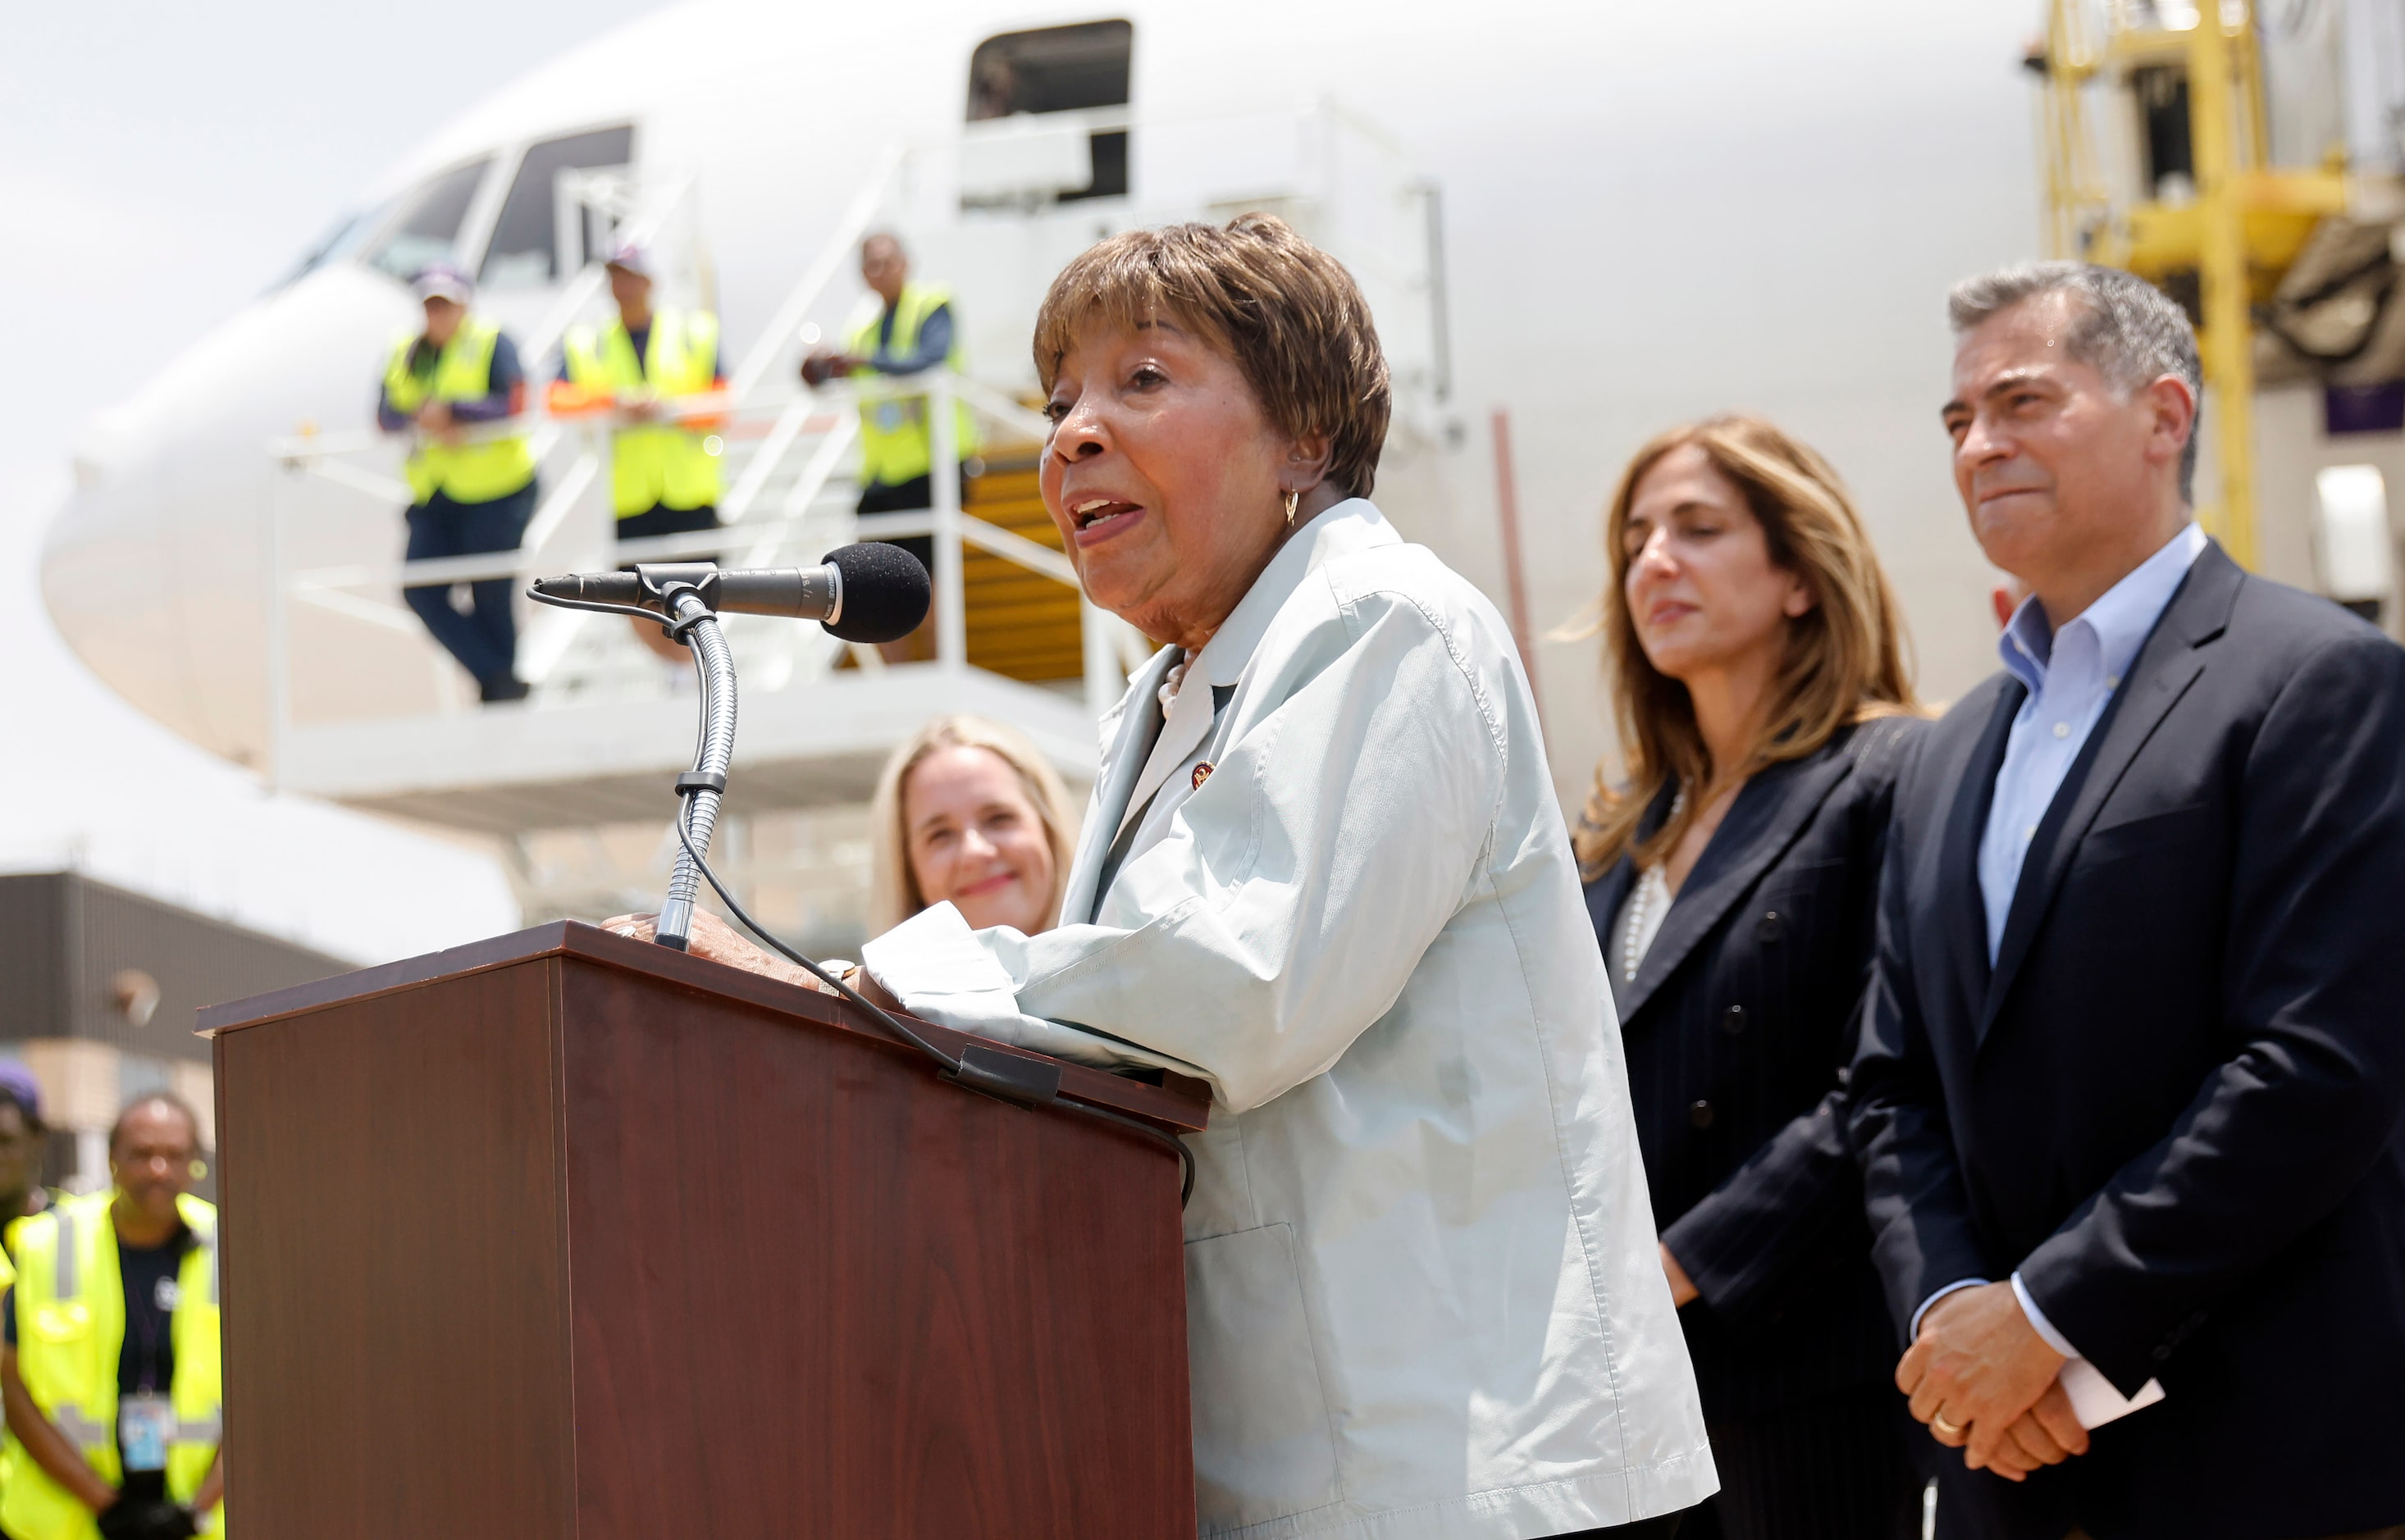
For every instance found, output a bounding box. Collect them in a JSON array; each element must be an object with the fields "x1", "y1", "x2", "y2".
[
  {"x1": 615, "y1": 501, "x2": 720, "y2": 560},
  {"x1": 856, "y1": 465, "x2": 974, "y2": 579},
  {"x1": 403, "y1": 481, "x2": 536, "y2": 689},
  {"x1": 1686, "y1": 1383, "x2": 1924, "y2": 1540}
]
